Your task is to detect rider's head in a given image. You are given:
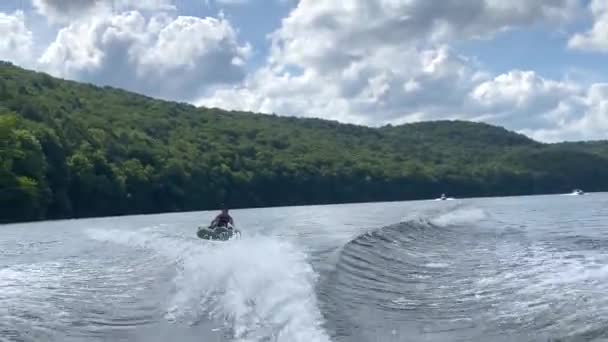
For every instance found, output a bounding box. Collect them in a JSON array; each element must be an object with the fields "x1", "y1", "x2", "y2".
[{"x1": 221, "y1": 206, "x2": 228, "y2": 214}]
